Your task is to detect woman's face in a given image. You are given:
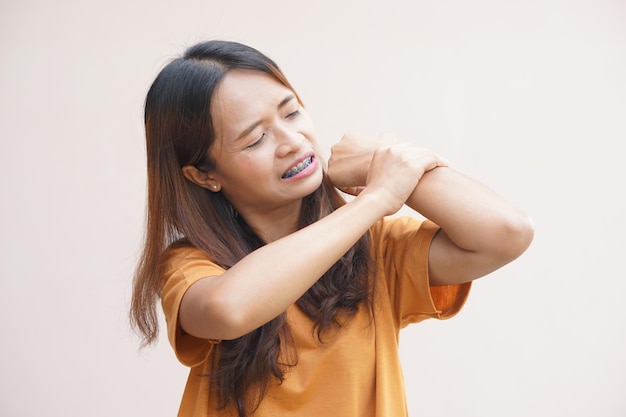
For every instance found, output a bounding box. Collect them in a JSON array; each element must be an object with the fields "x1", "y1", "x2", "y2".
[{"x1": 208, "y1": 69, "x2": 323, "y2": 218}]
